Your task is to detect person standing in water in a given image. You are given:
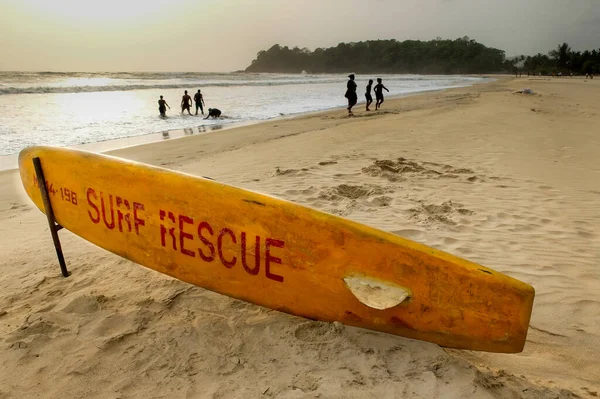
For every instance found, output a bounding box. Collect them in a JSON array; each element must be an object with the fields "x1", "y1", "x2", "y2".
[
  {"x1": 194, "y1": 89, "x2": 205, "y2": 115},
  {"x1": 374, "y1": 78, "x2": 389, "y2": 110},
  {"x1": 181, "y1": 90, "x2": 192, "y2": 115},
  {"x1": 158, "y1": 95, "x2": 170, "y2": 117},
  {"x1": 365, "y1": 79, "x2": 373, "y2": 111},
  {"x1": 345, "y1": 74, "x2": 358, "y2": 115}
]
